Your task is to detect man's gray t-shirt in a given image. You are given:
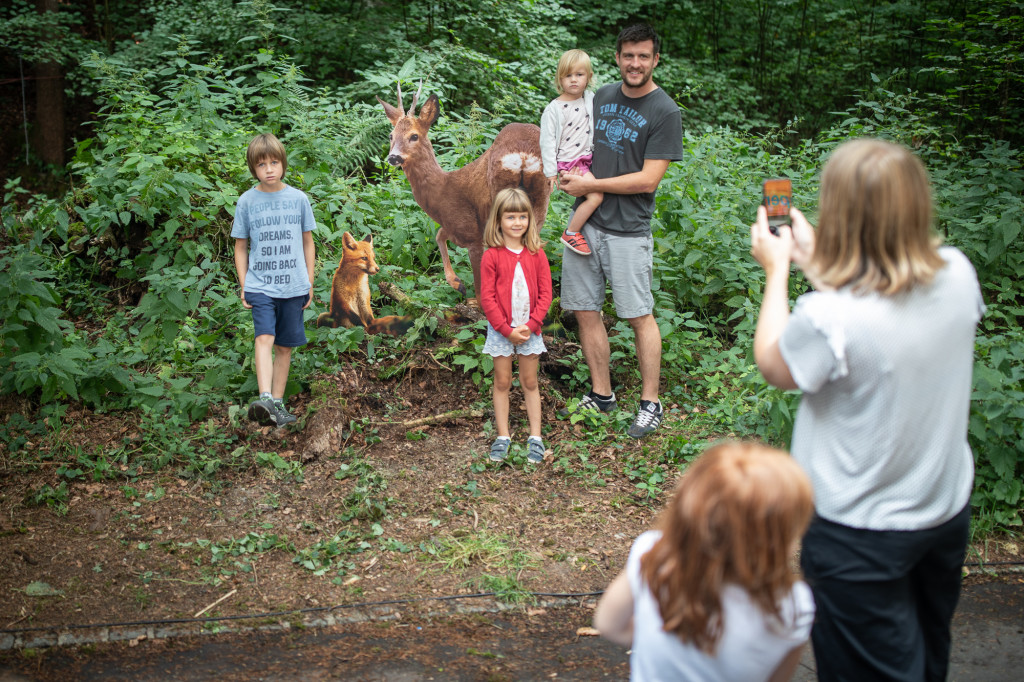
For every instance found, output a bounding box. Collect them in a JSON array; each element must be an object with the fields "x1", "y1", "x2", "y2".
[
  {"x1": 231, "y1": 184, "x2": 316, "y2": 299},
  {"x1": 585, "y1": 83, "x2": 683, "y2": 237}
]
